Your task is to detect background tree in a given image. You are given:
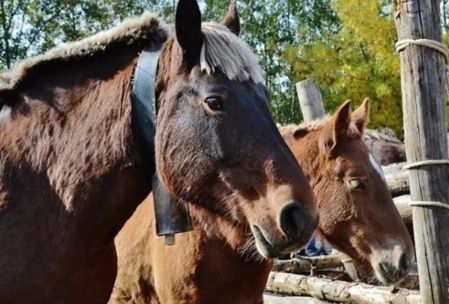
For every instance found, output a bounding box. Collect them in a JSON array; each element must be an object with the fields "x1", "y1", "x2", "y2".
[
  {"x1": 206, "y1": 0, "x2": 338, "y2": 124},
  {"x1": 4, "y1": 0, "x2": 442, "y2": 135},
  {"x1": 0, "y1": 0, "x2": 339, "y2": 126},
  {"x1": 284, "y1": 0, "x2": 403, "y2": 134}
]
